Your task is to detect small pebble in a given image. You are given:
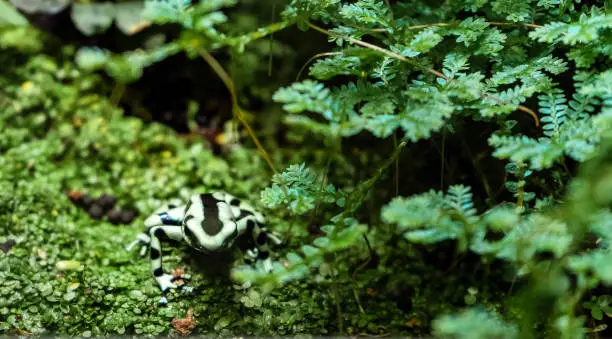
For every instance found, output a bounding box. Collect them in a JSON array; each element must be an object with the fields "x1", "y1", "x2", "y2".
[
  {"x1": 121, "y1": 210, "x2": 138, "y2": 224},
  {"x1": 77, "y1": 194, "x2": 94, "y2": 208},
  {"x1": 88, "y1": 204, "x2": 104, "y2": 219},
  {"x1": 0, "y1": 239, "x2": 16, "y2": 253},
  {"x1": 308, "y1": 223, "x2": 322, "y2": 235},
  {"x1": 107, "y1": 209, "x2": 123, "y2": 224},
  {"x1": 96, "y1": 194, "x2": 116, "y2": 211}
]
